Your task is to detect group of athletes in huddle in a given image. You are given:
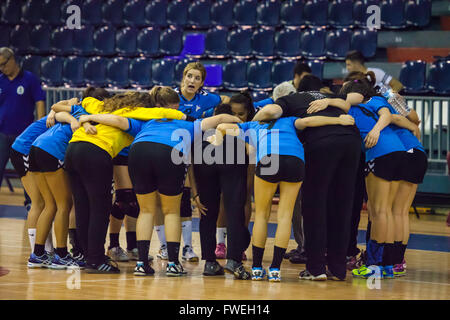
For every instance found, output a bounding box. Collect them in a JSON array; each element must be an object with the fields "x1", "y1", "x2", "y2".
[{"x1": 10, "y1": 60, "x2": 426, "y2": 282}]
